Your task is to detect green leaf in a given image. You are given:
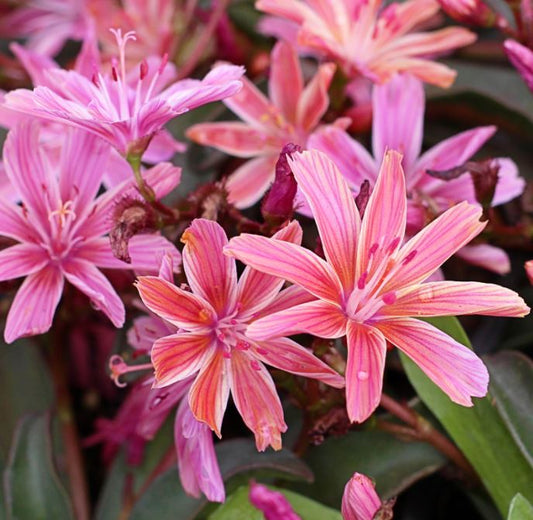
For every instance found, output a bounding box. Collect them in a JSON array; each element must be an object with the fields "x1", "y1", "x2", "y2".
[
  {"x1": 128, "y1": 439, "x2": 312, "y2": 520},
  {"x1": 208, "y1": 485, "x2": 342, "y2": 520},
  {"x1": 507, "y1": 493, "x2": 533, "y2": 520},
  {"x1": 3, "y1": 414, "x2": 74, "y2": 520},
  {"x1": 400, "y1": 316, "x2": 533, "y2": 516},
  {"x1": 294, "y1": 430, "x2": 445, "y2": 507},
  {"x1": 486, "y1": 351, "x2": 533, "y2": 467}
]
